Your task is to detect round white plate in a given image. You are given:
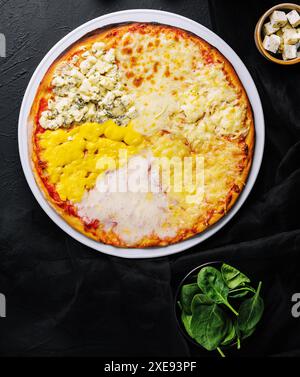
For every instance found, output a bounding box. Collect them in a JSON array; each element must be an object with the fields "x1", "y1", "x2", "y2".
[{"x1": 18, "y1": 9, "x2": 264, "y2": 259}]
